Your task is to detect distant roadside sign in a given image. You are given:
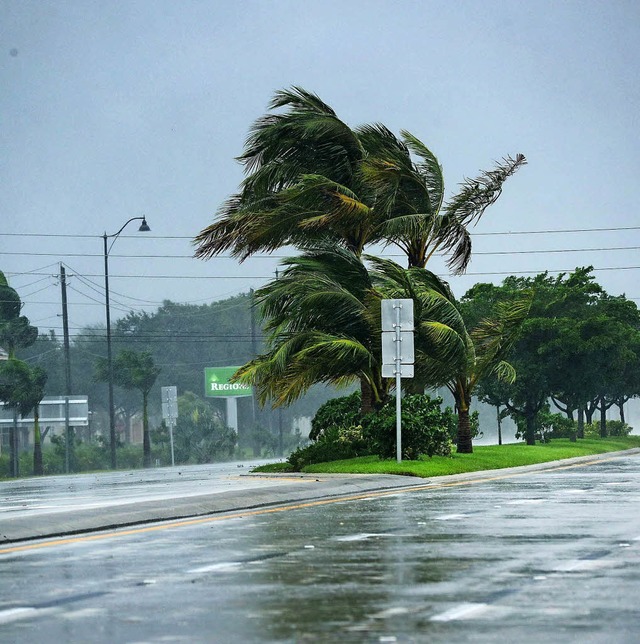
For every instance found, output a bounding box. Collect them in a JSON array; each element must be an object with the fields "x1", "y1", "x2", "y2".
[
  {"x1": 161, "y1": 386, "x2": 178, "y2": 421},
  {"x1": 204, "y1": 367, "x2": 253, "y2": 398},
  {"x1": 0, "y1": 396, "x2": 89, "y2": 427}
]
